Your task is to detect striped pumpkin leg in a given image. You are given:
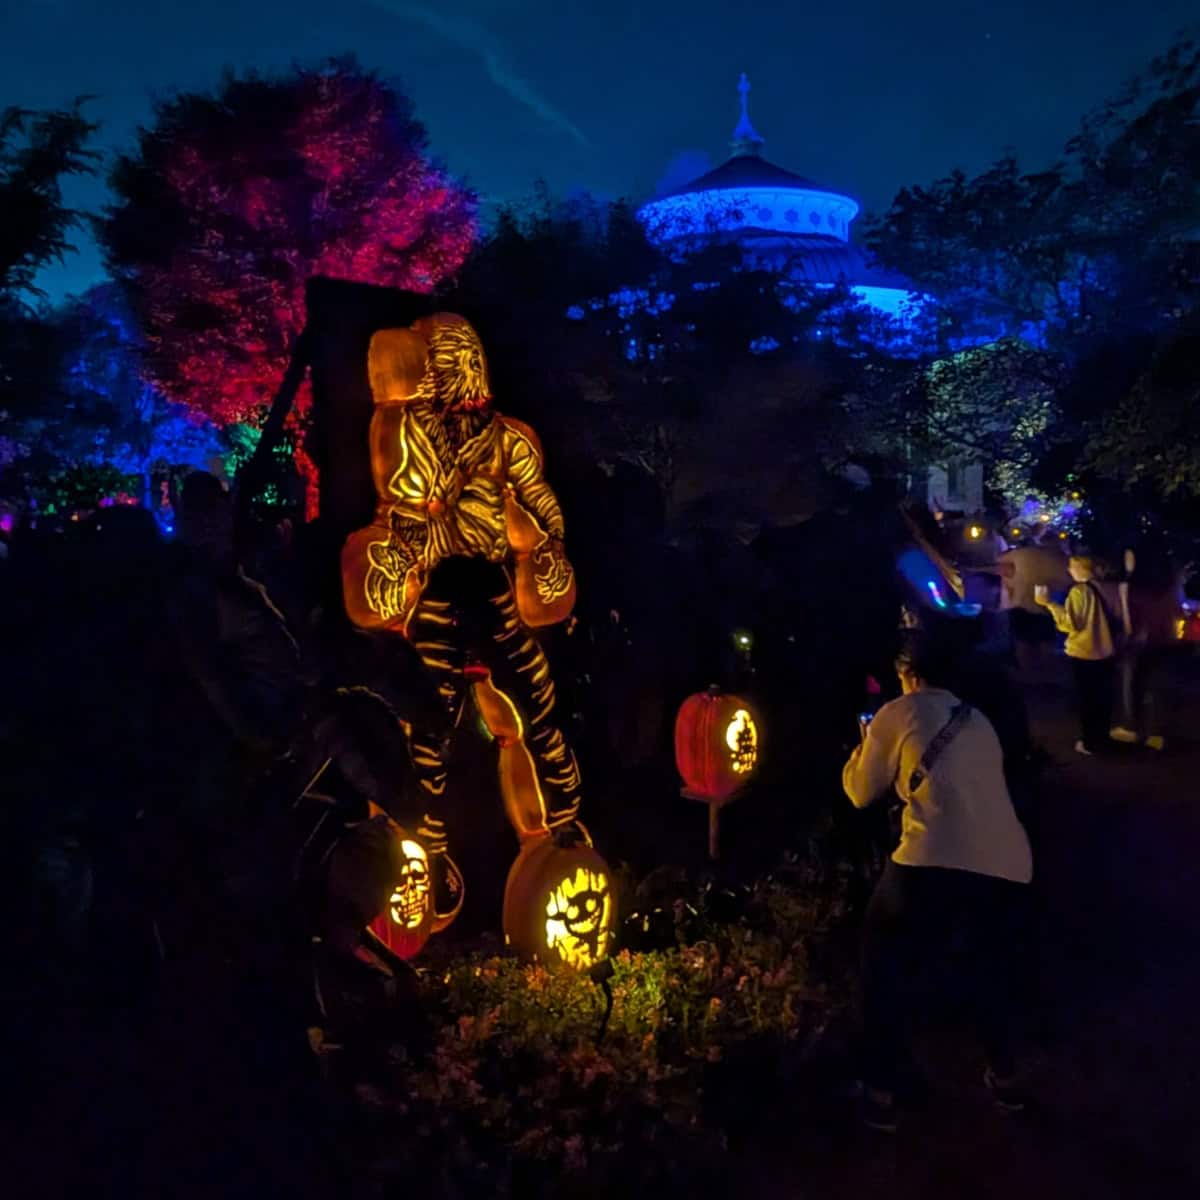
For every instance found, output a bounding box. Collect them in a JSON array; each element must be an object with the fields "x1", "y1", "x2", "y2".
[
  {"x1": 485, "y1": 587, "x2": 583, "y2": 831},
  {"x1": 405, "y1": 595, "x2": 468, "y2": 917}
]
